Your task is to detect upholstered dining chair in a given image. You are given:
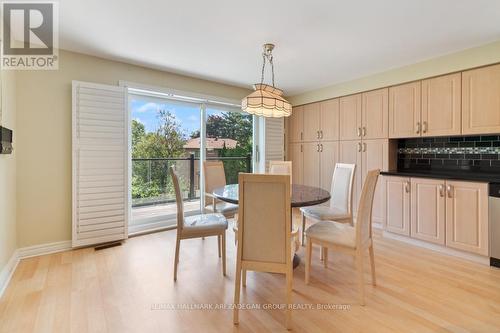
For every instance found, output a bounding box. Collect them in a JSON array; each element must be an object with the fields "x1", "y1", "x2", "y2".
[
  {"x1": 268, "y1": 160, "x2": 293, "y2": 184},
  {"x1": 203, "y1": 161, "x2": 238, "y2": 218},
  {"x1": 304, "y1": 169, "x2": 379, "y2": 306},
  {"x1": 170, "y1": 166, "x2": 228, "y2": 281},
  {"x1": 233, "y1": 173, "x2": 293, "y2": 330},
  {"x1": 300, "y1": 163, "x2": 356, "y2": 245}
]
